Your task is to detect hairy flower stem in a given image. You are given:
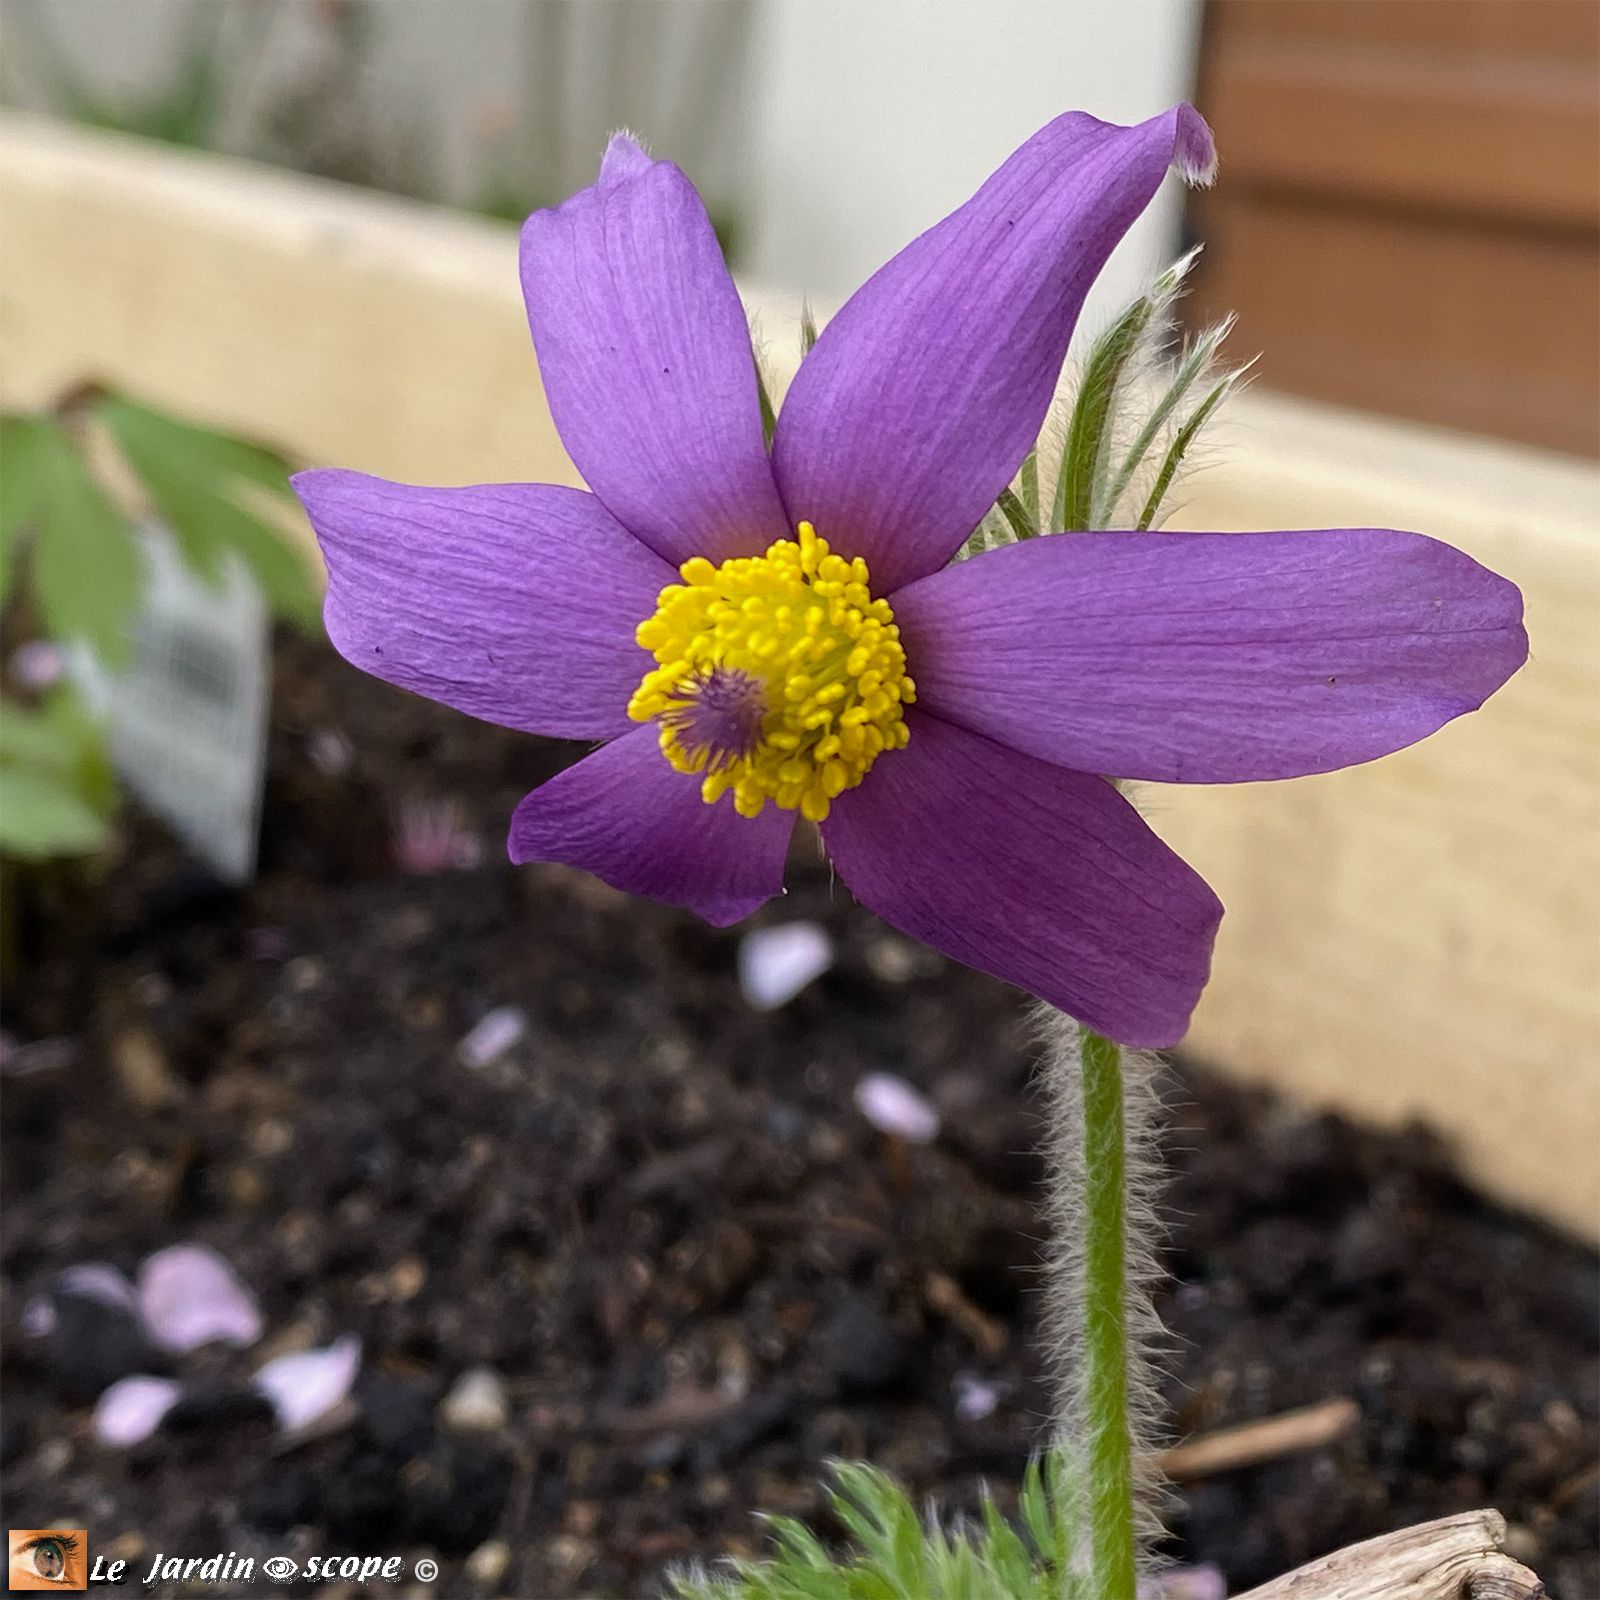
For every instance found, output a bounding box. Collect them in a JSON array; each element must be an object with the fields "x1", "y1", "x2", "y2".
[
  {"x1": 1080, "y1": 1027, "x2": 1137, "y2": 1596},
  {"x1": 1037, "y1": 1009, "x2": 1168, "y2": 1598}
]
